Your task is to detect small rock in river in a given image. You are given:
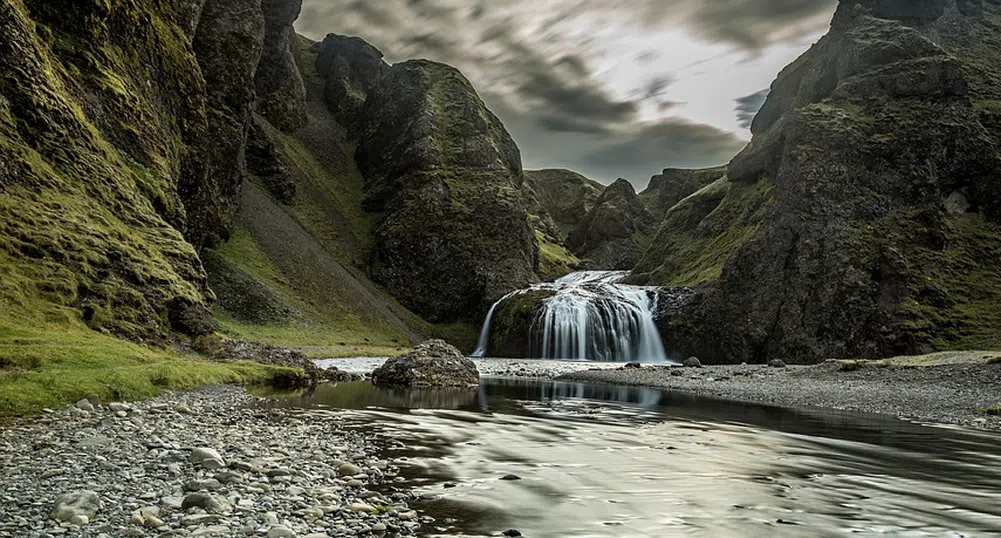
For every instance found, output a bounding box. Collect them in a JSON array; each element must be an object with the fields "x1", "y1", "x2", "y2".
[
  {"x1": 500, "y1": 474, "x2": 521, "y2": 481},
  {"x1": 503, "y1": 530, "x2": 523, "y2": 537},
  {"x1": 684, "y1": 357, "x2": 703, "y2": 368},
  {"x1": 768, "y1": 359, "x2": 787, "y2": 368}
]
